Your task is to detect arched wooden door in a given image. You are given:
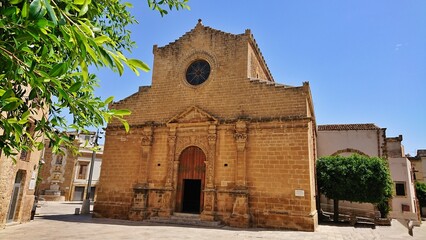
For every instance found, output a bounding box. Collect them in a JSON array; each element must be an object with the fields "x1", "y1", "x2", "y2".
[{"x1": 175, "y1": 146, "x2": 206, "y2": 213}]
